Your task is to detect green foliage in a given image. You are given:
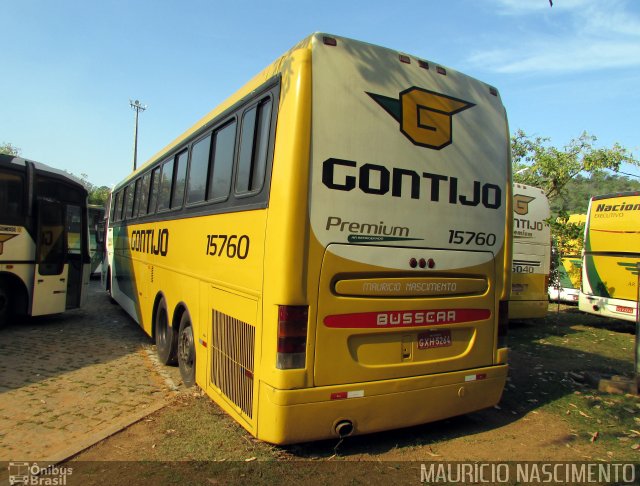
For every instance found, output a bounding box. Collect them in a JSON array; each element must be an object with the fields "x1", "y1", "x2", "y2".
[
  {"x1": 0, "y1": 142, "x2": 20, "y2": 156},
  {"x1": 512, "y1": 129, "x2": 639, "y2": 203},
  {"x1": 551, "y1": 173, "x2": 640, "y2": 214},
  {"x1": 66, "y1": 172, "x2": 110, "y2": 207},
  {"x1": 512, "y1": 130, "x2": 640, "y2": 281}
]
